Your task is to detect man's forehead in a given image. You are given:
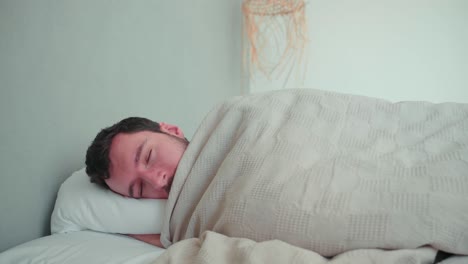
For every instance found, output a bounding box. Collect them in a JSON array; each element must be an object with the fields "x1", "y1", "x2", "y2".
[
  {"x1": 110, "y1": 132, "x2": 147, "y2": 158},
  {"x1": 112, "y1": 132, "x2": 143, "y2": 147},
  {"x1": 107, "y1": 158, "x2": 133, "y2": 197},
  {"x1": 107, "y1": 134, "x2": 140, "y2": 186}
]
